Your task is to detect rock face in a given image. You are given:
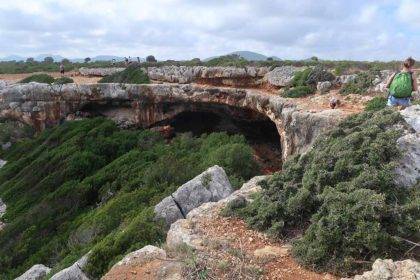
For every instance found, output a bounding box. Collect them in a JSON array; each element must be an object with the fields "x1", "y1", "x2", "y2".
[
  {"x1": 147, "y1": 66, "x2": 270, "y2": 85},
  {"x1": 50, "y1": 252, "x2": 90, "y2": 280},
  {"x1": 0, "y1": 83, "x2": 344, "y2": 162},
  {"x1": 342, "y1": 259, "x2": 420, "y2": 280},
  {"x1": 15, "y1": 264, "x2": 51, "y2": 280},
  {"x1": 395, "y1": 105, "x2": 420, "y2": 187},
  {"x1": 154, "y1": 165, "x2": 233, "y2": 226},
  {"x1": 263, "y1": 66, "x2": 300, "y2": 87},
  {"x1": 113, "y1": 245, "x2": 166, "y2": 267},
  {"x1": 166, "y1": 175, "x2": 266, "y2": 250},
  {"x1": 317, "y1": 81, "x2": 332, "y2": 93},
  {"x1": 78, "y1": 67, "x2": 125, "y2": 77}
]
